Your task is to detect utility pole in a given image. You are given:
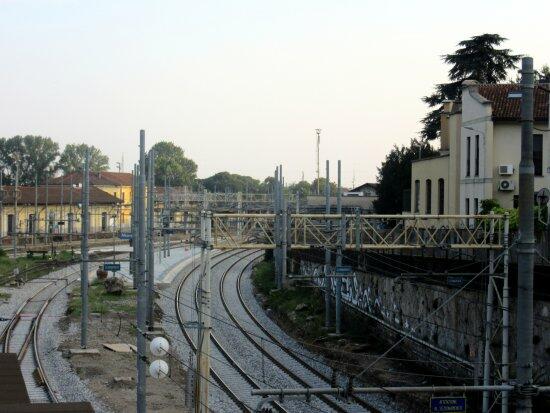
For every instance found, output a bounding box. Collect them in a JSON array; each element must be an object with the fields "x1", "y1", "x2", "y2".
[
  {"x1": 13, "y1": 155, "x2": 19, "y2": 259},
  {"x1": 335, "y1": 160, "x2": 343, "y2": 335},
  {"x1": 80, "y1": 150, "x2": 90, "y2": 348},
  {"x1": 324, "y1": 160, "x2": 331, "y2": 328},
  {"x1": 516, "y1": 56, "x2": 535, "y2": 413},
  {"x1": 163, "y1": 177, "x2": 168, "y2": 258},
  {"x1": 501, "y1": 213, "x2": 511, "y2": 413},
  {"x1": 131, "y1": 164, "x2": 138, "y2": 288},
  {"x1": 273, "y1": 167, "x2": 281, "y2": 289},
  {"x1": 34, "y1": 172, "x2": 38, "y2": 245},
  {"x1": 482, "y1": 211, "x2": 496, "y2": 412},
  {"x1": 137, "y1": 130, "x2": 147, "y2": 413},
  {"x1": 146, "y1": 150, "x2": 155, "y2": 330},
  {"x1": 196, "y1": 211, "x2": 212, "y2": 413},
  {"x1": 315, "y1": 129, "x2": 321, "y2": 195}
]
